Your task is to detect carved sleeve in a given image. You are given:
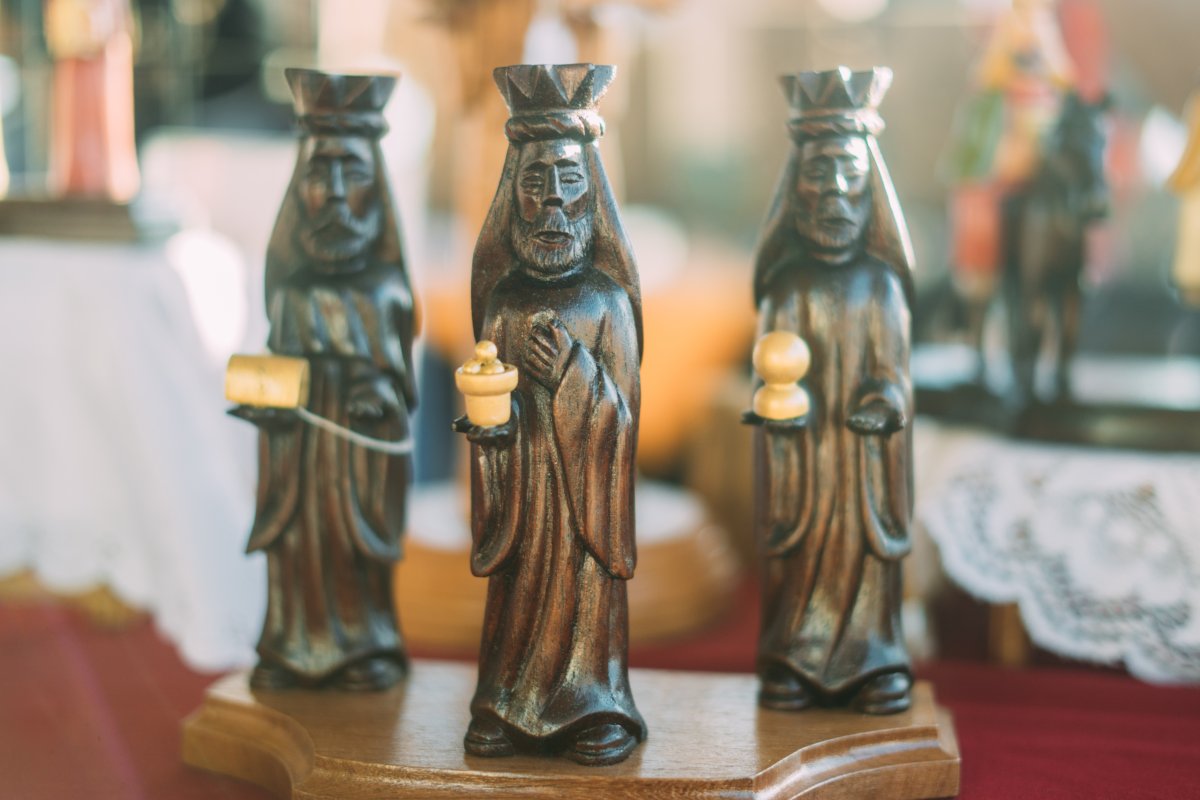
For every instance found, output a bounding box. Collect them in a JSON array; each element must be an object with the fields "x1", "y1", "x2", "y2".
[
  {"x1": 246, "y1": 288, "x2": 302, "y2": 553},
  {"x1": 552, "y1": 292, "x2": 638, "y2": 580},
  {"x1": 392, "y1": 284, "x2": 418, "y2": 413},
  {"x1": 757, "y1": 287, "x2": 816, "y2": 558},
  {"x1": 855, "y1": 271, "x2": 913, "y2": 561},
  {"x1": 469, "y1": 314, "x2": 525, "y2": 577},
  {"x1": 245, "y1": 426, "x2": 301, "y2": 553}
]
